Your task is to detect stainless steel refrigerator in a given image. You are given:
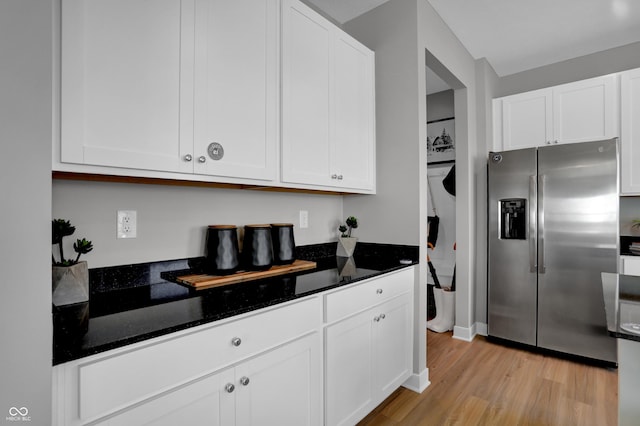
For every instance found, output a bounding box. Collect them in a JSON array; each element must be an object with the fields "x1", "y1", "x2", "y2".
[{"x1": 487, "y1": 138, "x2": 618, "y2": 363}]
